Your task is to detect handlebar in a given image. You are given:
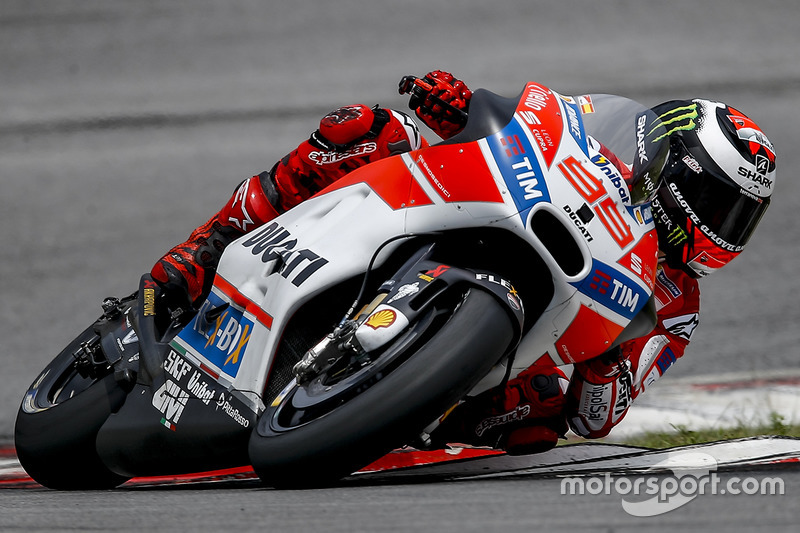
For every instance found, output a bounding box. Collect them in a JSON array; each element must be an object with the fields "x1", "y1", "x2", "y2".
[{"x1": 398, "y1": 75, "x2": 469, "y2": 125}]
